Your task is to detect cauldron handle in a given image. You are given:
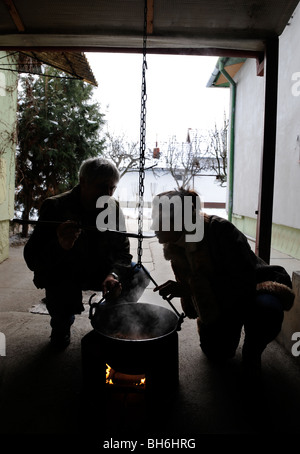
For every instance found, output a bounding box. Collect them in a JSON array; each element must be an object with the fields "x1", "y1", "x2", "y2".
[
  {"x1": 176, "y1": 312, "x2": 186, "y2": 331},
  {"x1": 133, "y1": 263, "x2": 186, "y2": 329},
  {"x1": 88, "y1": 292, "x2": 106, "y2": 320}
]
